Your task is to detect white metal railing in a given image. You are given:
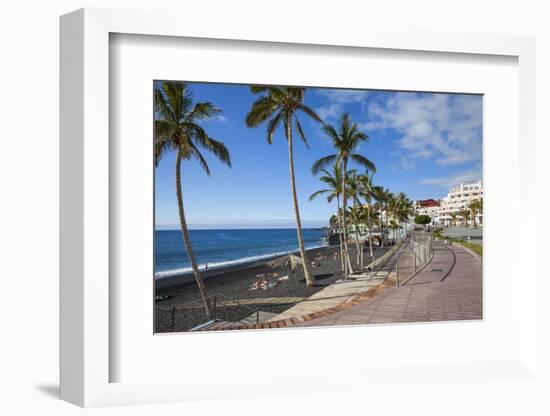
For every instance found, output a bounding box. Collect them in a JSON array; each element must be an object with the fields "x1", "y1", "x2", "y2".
[{"x1": 394, "y1": 232, "x2": 434, "y2": 287}]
